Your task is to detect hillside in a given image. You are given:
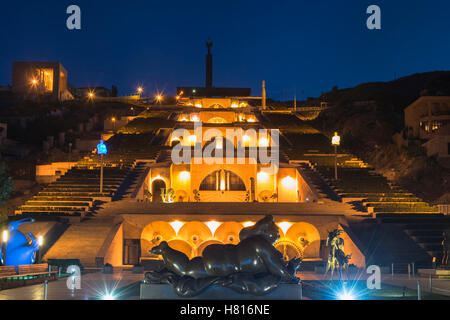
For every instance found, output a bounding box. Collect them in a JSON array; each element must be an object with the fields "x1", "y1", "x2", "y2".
[{"x1": 310, "y1": 71, "x2": 450, "y2": 203}]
